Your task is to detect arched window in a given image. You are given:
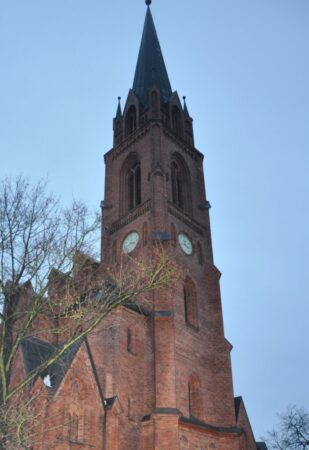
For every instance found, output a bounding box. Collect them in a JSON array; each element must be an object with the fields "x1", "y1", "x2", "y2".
[
  {"x1": 72, "y1": 414, "x2": 79, "y2": 441},
  {"x1": 171, "y1": 153, "x2": 191, "y2": 213},
  {"x1": 125, "y1": 105, "x2": 137, "y2": 137},
  {"x1": 127, "y1": 327, "x2": 136, "y2": 354},
  {"x1": 197, "y1": 242, "x2": 203, "y2": 265},
  {"x1": 128, "y1": 397, "x2": 132, "y2": 419},
  {"x1": 184, "y1": 277, "x2": 198, "y2": 329},
  {"x1": 127, "y1": 162, "x2": 141, "y2": 211},
  {"x1": 171, "y1": 161, "x2": 184, "y2": 209},
  {"x1": 172, "y1": 106, "x2": 183, "y2": 137},
  {"x1": 67, "y1": 413, "x2": 79, "y2": 442},
  {"x1": 67, "y1": 413, "x2": 72, "y2": 439},
  {"x1": 188, "y1": 375, "x2": 201, "y2": 419},
  {"x1": 120, "y1": 154, "x2": 142, "y2": 214},
  {"x1": 127, "y1": 328, "x2": 132, "y2": 353}
]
